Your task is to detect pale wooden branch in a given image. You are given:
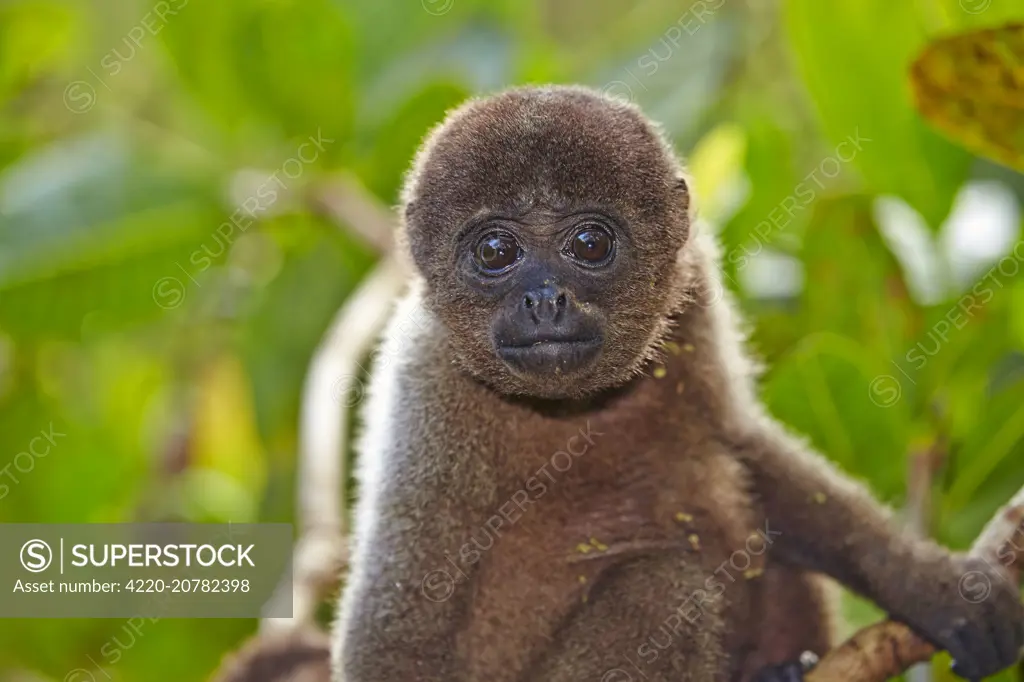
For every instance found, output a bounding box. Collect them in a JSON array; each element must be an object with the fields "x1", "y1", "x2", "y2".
[
  {"x1": 210, "y1": 626, "x2": 331, "y2": 682},
  {"x1": 309, "y1": 172, "x2": 396, "y2": 254},
  {"x1": 808, "y1": 486, "x2": 1024, "y2": 682},
  {"x1": 260, "y1": 258, "x2": 407, "y2": 635},
  {"x1": 209, "y1": 166, "x2": 406, "y2": 680},
  {"x1": 260, "y1": 173, "x2": 407, "y2": 634}
]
